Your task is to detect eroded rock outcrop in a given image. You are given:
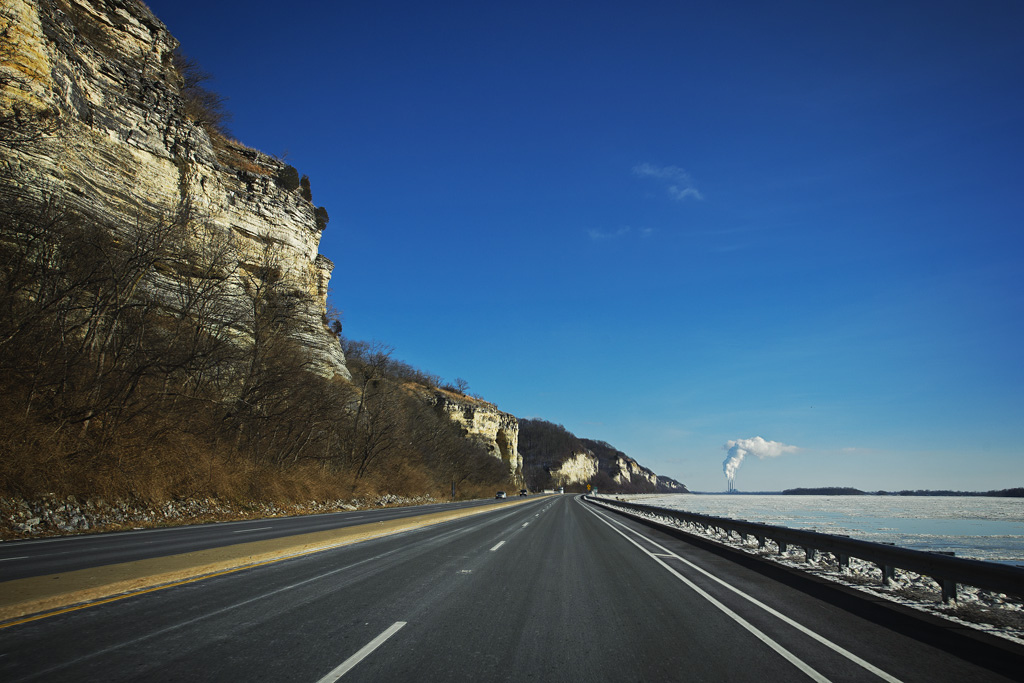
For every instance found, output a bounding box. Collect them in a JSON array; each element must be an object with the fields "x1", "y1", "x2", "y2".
[
  {"x1": 0, "y1": 0, "x2": 348, "y2": 378},
  {"x1": 550, "y1": 452, "x2": 599, "y2": 486},
  {"x1": 605, "y1": 454, "x2": 685, "y2": 491},
  {"x1": 429, "y1": 391, "x2": 522, "y2": 485},
  {"x1": 610, "y1": 454, "x2": 657, "y2": 487},
  {"x1": 518, "y1": 419, "x2": 688, "y2": 492}
]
